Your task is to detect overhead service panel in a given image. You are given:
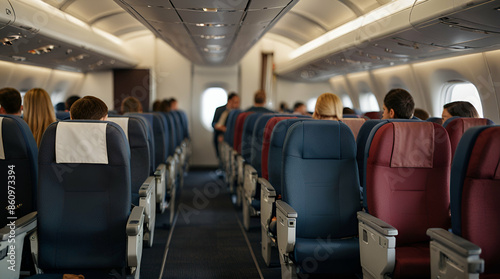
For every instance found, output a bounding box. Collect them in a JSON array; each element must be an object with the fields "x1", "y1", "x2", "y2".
[{"x1": 0, "y1": 0, "x2": 137, "y2": 72}]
